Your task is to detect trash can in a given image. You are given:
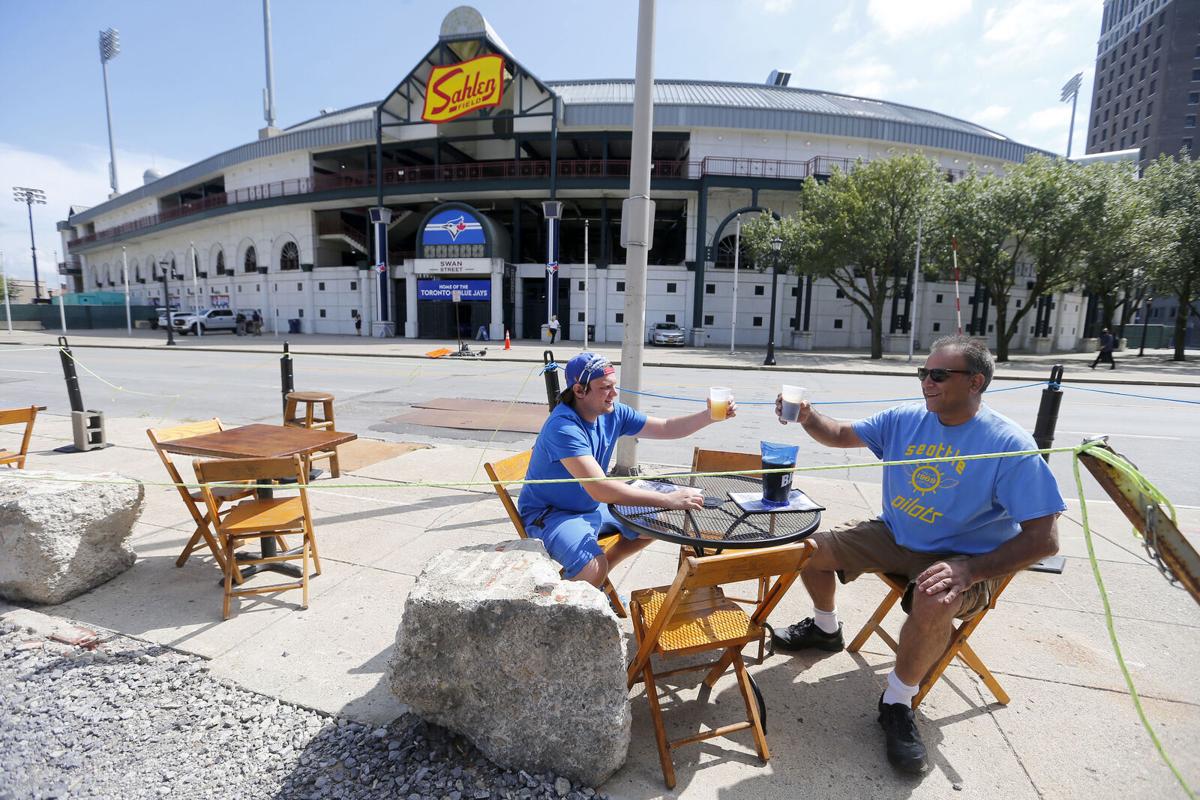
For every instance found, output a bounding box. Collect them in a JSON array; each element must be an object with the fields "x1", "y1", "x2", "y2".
[
  {"x1": 540, "y1": 324, "x2": 553, "y2": 343},
  {"x1": 586, "y1": 324, "x2": 595, "y2": 341},
  {"x1": 288, "y1": 318, "x2": 302, "y2": 334}
]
